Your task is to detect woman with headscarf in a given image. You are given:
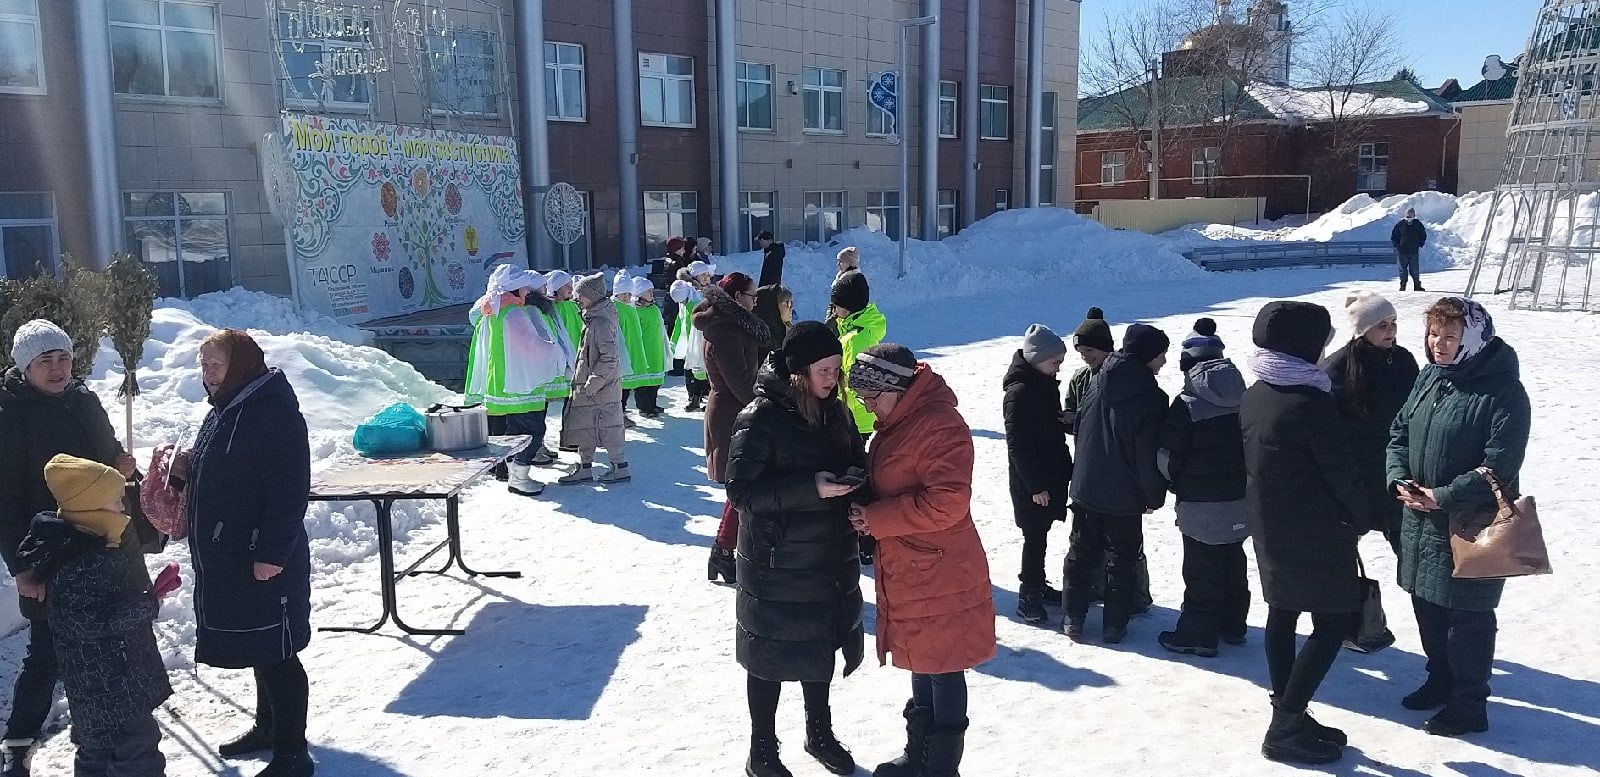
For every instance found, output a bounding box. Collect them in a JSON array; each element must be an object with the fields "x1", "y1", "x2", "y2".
[
  {"x1": 726, "y1": 322, "x2": 865, "y2": 777},
  {"x1": 847, "y1": 343, "x2": 995, "y2": 777},
  {"x1": 179, "y1": 329, "x2": 315, "y2": 777},
  {"x1": 1386, "y1": 297, "x2": 1529, "y2": 738},
  {"x1": 694, "y1": 272, "x2": 769, "y2": 584}
]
